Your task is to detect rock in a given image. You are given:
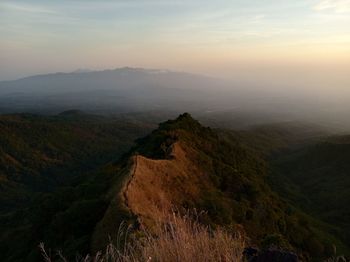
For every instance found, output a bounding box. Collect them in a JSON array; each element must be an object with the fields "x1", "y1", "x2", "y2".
[
  {"x1": 243, "y1": 247, "x2": 259, "y2": 261},
  {"x1": 244, "y1": 247, "x2": 298, "y2": 262}
]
